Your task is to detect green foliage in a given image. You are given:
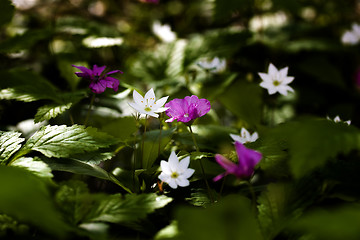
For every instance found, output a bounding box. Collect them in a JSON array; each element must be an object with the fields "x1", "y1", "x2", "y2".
[
  {"x1": 11, "y1": 157, "x2": 53, "y2": 179},
  {"x1": 0, "y1": 69, "x2": 61, "y2": 102},
  {"x1": 100, "y1": 116, "x2": 138, "y2": 142},
  {"x1": 84, "y1": 193, "x2": 173, "y2": 224},
  {"x1": 174, "y1": 195, "x2": 262, "y2": 240},
  {"x1": 293, "y1": 205, "x2": 360, "y2": 240},
  {"x1": 20, "y1": 125, "x2": 119, "y2": 158},
  {"x1": 0, "y1": 166, "x2": 69, "y2": 237},
  {"x1": 0, "y1": 0, "x2": 14, "y2": 28},
  {"x1": 261, "y1": 118, "x2": 360, "y2": 178},
  {"x1": 34, "y1": 103, "x2": 72, "y2": 123},
  {"x1": 0, "y1": 131, "x2": 24, "y2": 162}
]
